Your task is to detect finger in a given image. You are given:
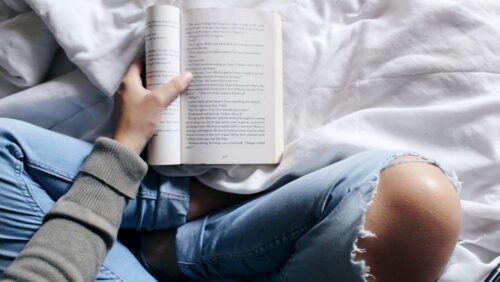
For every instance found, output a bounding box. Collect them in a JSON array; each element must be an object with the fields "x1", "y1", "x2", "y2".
[
  {"x1": 153, "y1": 72, "x2": 193, "y2": 106},
  {"x1": 121, "y1": 60, "x2": 145, "y2": 92}
]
